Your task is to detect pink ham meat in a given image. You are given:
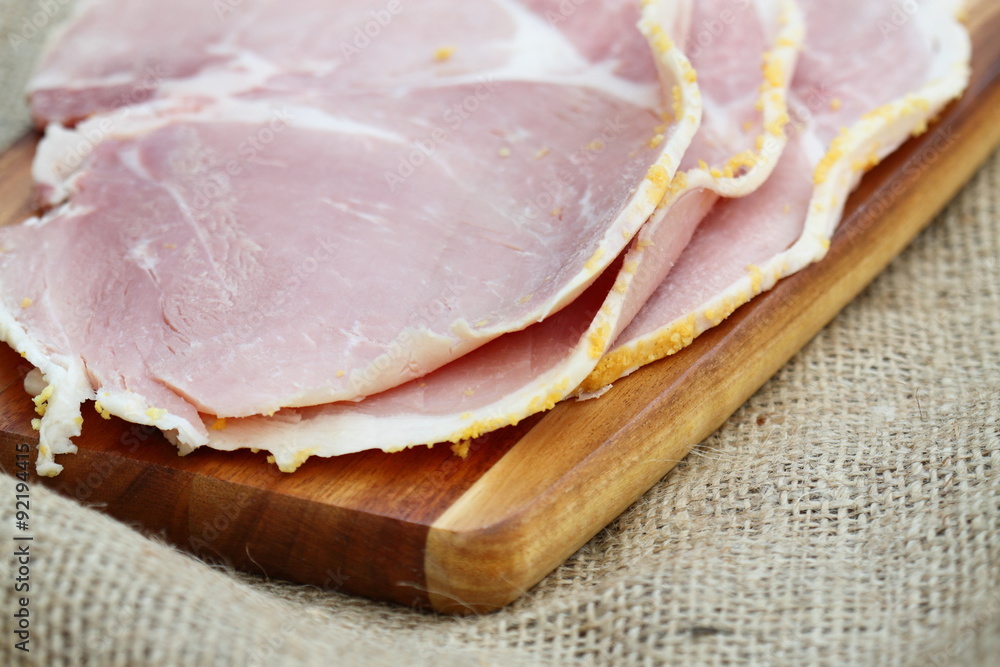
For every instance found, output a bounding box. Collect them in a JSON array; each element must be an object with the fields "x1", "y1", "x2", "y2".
[
  {"x1": 202, "y1": 0, "x2": 805, "y2": 471},
  {"x1": 583, "y1": 0, "x2": 971, "y2": 390},
  {"x1": 2, "y1": 0, "x2": 700, "y2": 475},
  {"x1": 29, "y1": 0, "x2": 672, "y2": 126}
]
